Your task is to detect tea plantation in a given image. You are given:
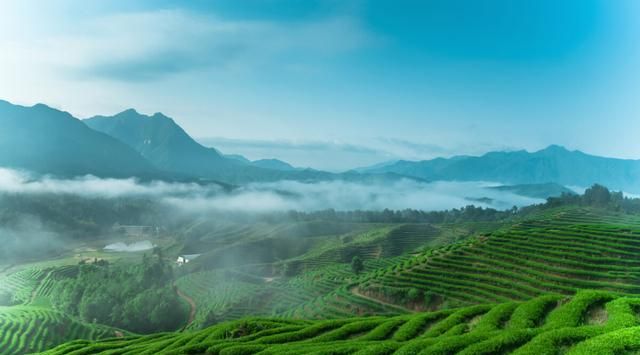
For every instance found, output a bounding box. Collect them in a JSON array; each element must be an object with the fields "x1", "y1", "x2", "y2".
[{"x1": 40, "y1": 291, "x2": 640, "y2": 354}]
